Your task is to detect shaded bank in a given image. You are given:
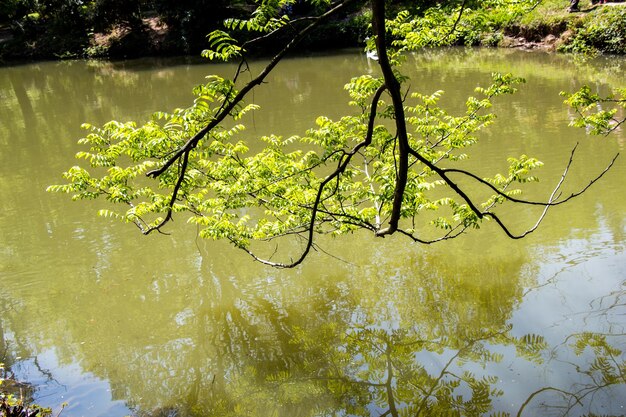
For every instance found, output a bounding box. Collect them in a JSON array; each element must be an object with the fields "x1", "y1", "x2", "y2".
[
  {"x1": 0, "y1": 0, "x2": 369, "y2": 61},
  {"x1": 1, "y1": 1, "x2": 625, "y2": 62}
]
